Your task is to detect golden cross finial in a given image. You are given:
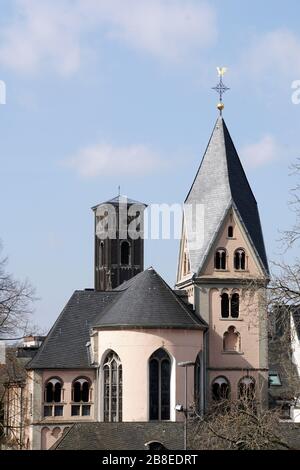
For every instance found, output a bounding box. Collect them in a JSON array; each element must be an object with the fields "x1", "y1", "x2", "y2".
[{"x1": 212, "y1": 67, "x2": 230, "y2": 115}]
